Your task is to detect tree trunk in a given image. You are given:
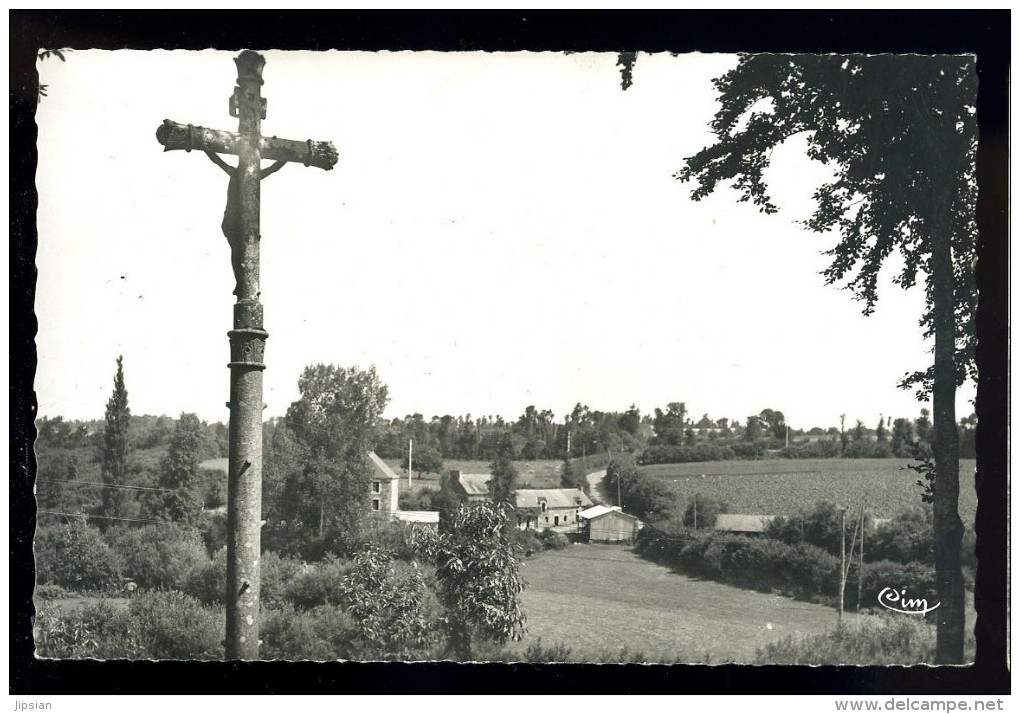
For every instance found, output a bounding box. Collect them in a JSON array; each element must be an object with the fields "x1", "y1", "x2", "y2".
[{"x1": 930, "y1": 211, "x2": 966, "y2": 664}]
